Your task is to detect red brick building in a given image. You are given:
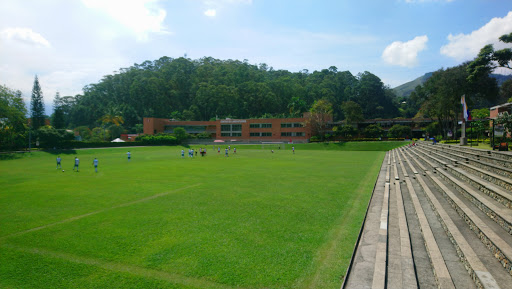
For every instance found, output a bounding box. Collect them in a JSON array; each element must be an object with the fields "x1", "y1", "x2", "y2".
[
  {"x1": 143, "y1": 115, "x2": 315, "y2": 142},
  {"x1": 490, "y1": 102, "x2": 512, "y2": 119}
]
